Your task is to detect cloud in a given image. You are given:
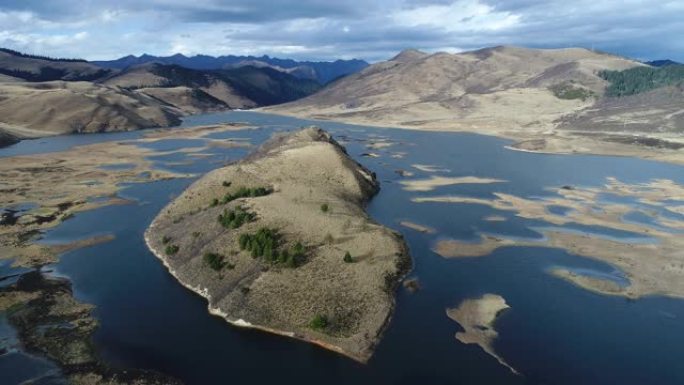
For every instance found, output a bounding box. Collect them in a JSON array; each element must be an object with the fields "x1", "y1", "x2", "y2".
[{"x1": 0, "y1": 0, "x2": 681, "y2": 62}]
